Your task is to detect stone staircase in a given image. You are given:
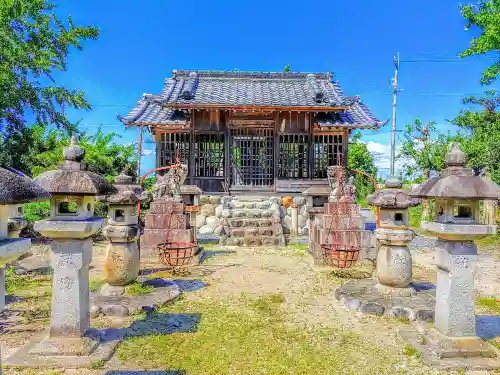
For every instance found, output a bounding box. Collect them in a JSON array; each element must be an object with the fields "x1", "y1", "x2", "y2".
[{"x1": 218, "y1": 196, "x2": 286, "y2": 246}]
